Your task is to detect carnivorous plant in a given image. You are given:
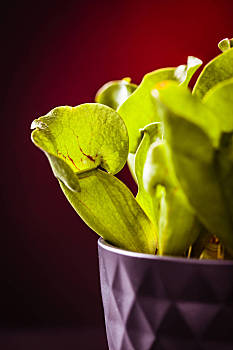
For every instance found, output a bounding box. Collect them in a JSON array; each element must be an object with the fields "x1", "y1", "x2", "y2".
[{"x1": 31, "y1": 38, "x2": 233, "y2": 259}]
